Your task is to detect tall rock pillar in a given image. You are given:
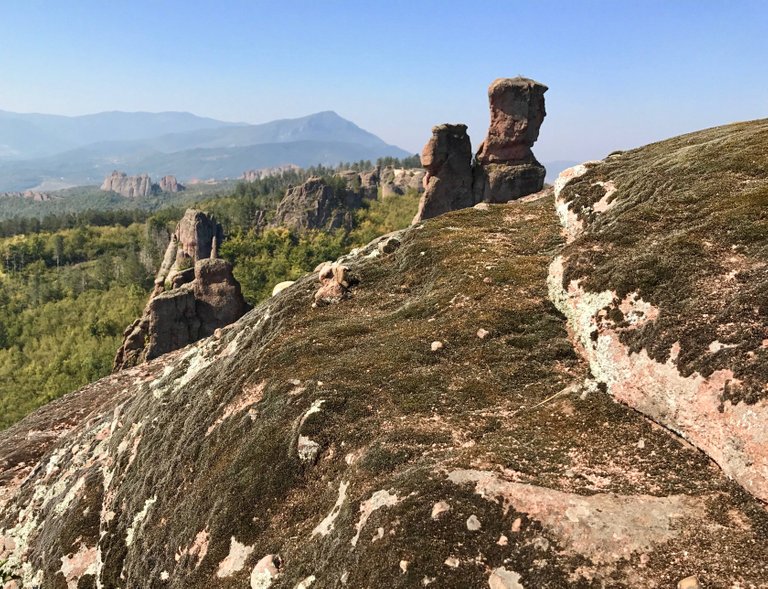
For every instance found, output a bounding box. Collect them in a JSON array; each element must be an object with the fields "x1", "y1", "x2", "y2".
[
  {"x1": 412, "y1": 124, "x2": 473, "y2": 224},
  {"x1": 473, "y1": 77, "x2": 548, "y2": 203}
]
